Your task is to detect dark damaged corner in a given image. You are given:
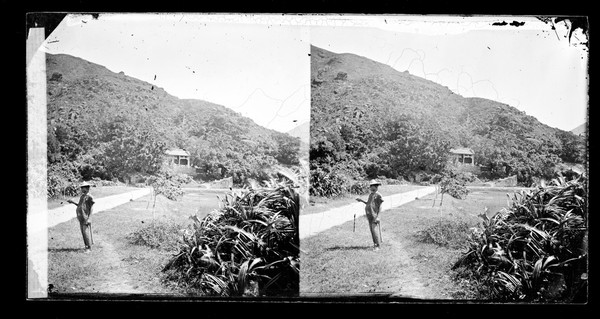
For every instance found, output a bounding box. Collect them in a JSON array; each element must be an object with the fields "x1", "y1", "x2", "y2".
[
  {"x1": 555, "y1": 17, "x2": 589, "y2": 46},
  {"x1": 537, "y1": 16, "x2": 589, "y2": 48},
  {"x1": 26, "y1": 13, "x2": 67, "y2": 38},
  {"x1": 26, "y1": 13, "x2": 100, "y2": 39}
]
